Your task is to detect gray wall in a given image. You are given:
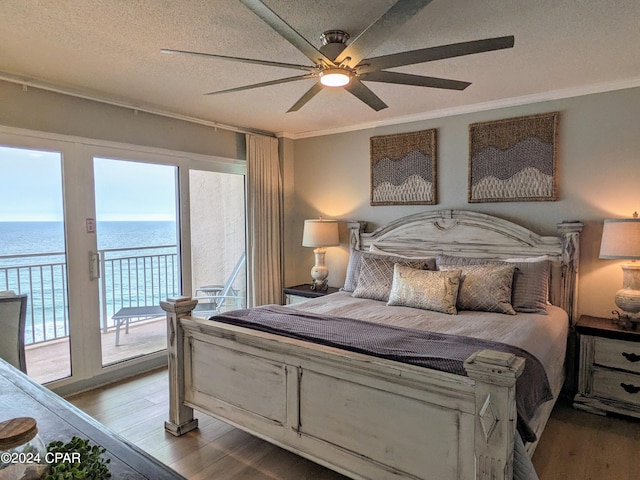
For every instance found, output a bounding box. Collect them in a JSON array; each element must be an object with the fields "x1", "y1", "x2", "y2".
[
  {"x1": 2, "y1": 77, "x2": 637, "y2": 320},
  {"x1": 0, "y1": 80, "x2": 245, "y2": 159},
  {"x1": 287, "y1": 87, "x2": 640, "y2": 319}
]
